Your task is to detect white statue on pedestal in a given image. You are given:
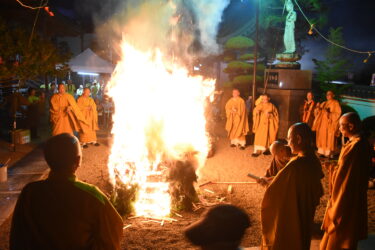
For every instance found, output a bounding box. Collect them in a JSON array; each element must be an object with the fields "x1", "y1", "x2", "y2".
[{"x1": 283, "y1": 0, "x2": 297, "y2": 54}]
